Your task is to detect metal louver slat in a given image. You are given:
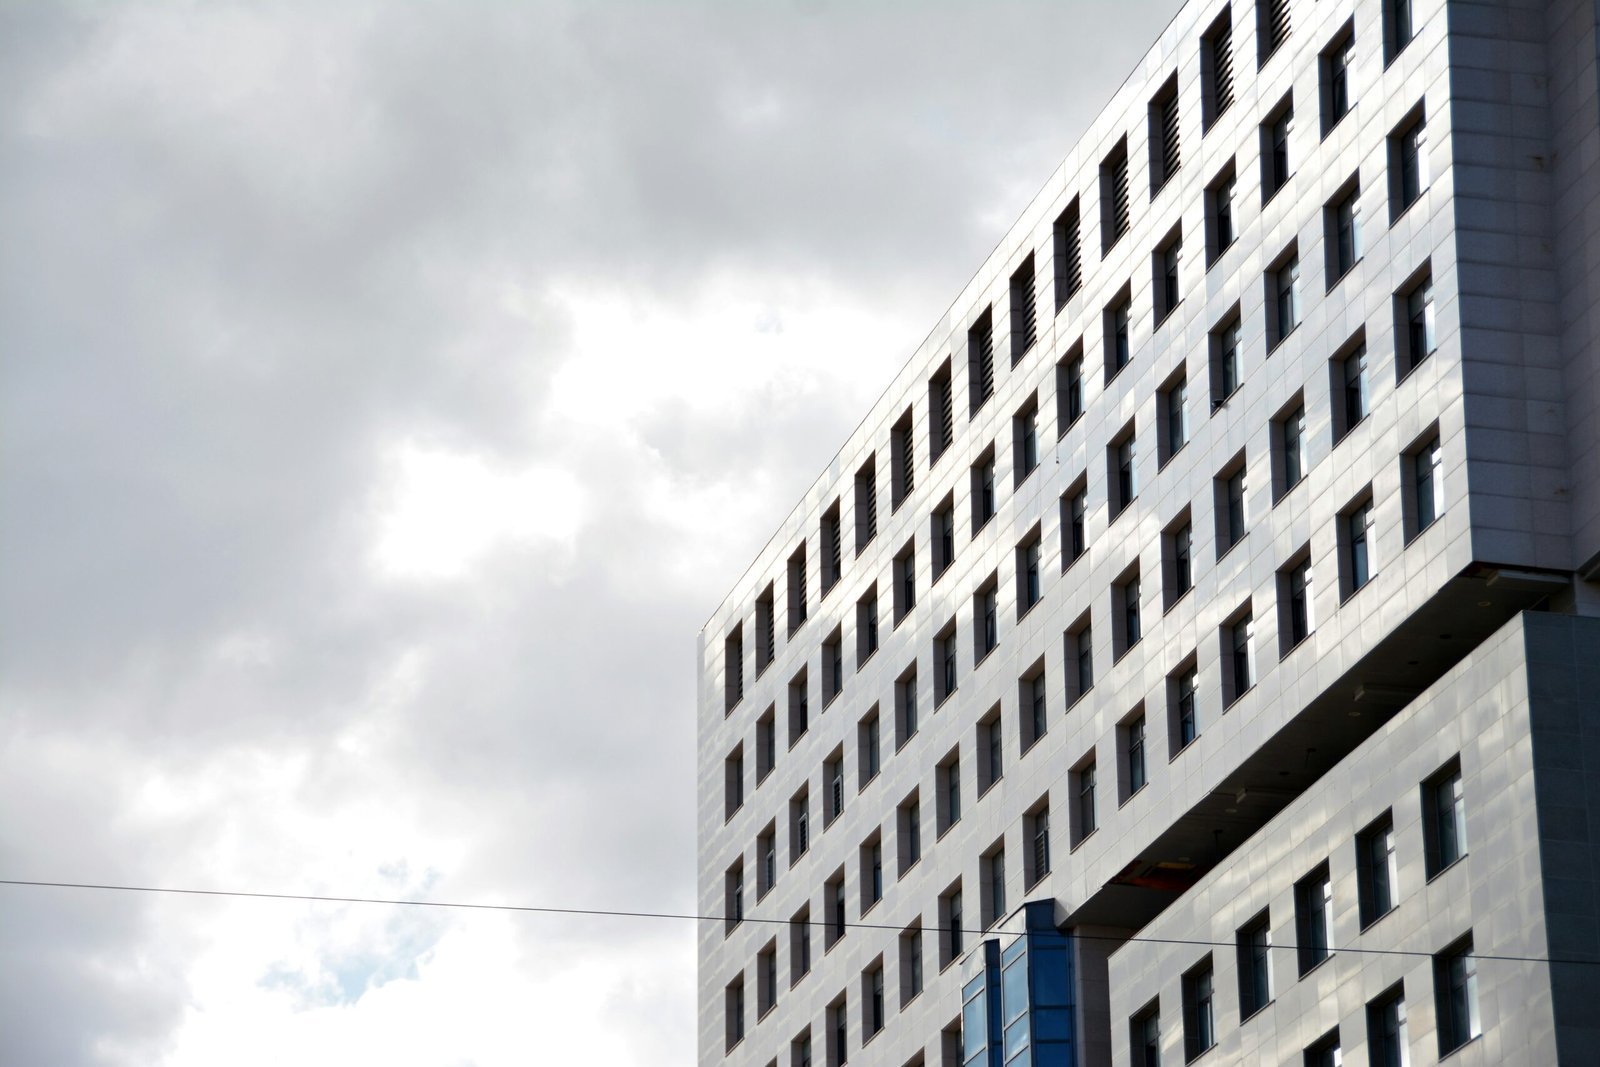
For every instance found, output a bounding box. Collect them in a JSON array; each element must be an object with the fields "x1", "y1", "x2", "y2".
[
  {"x1": 1162, "y1": 95, "x2": 1180, "y2": 180},
  {"x1": 1216, "y1": 25, "x2": 1235, "y2": 111}
]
